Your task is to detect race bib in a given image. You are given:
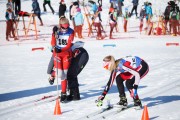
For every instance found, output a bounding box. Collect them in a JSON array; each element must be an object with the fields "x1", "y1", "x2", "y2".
[
  {"x1": 56, "y1": 35, "x2": 69, "y2": 48},
  {"x1": 124, "y1": 56, "x2": 137, "y2": 68}
]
